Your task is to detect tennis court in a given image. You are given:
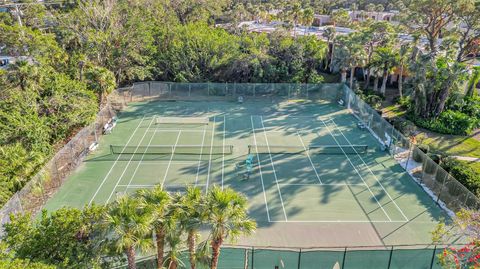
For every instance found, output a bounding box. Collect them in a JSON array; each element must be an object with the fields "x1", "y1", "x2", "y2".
[{"x1": 44, "y1": 98, "x2": 449, "y2": 248}]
